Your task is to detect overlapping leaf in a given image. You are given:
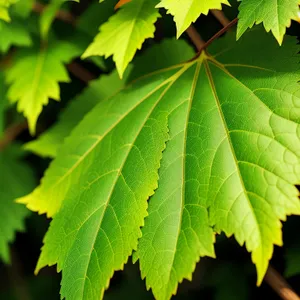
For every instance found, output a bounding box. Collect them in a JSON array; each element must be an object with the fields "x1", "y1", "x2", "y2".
[
  {"x1": 0, "y1": 0, "x2": 18, "y2": 22},
  {"x1": 24, "y1": 39, "x2": 193, "y2": 158},
  {"x1": 157, "y1": 0, "x2": 229, "y2": 37},
  {"x1": 24, "y1": 69, "x2": 128, "y2": 158},
  {"x1": 5, "y1": 40, "x2": 81, "y2": 134},
  {"x1": 19, "y1": 28, "x2": 300, "y2": 300},
  {"x1": 237, "y1": 0, "x2": 300, "y2": 44},
  {"x1": 82, "y1": 0, "x2": 160, "y2": 77},
  {"x1": 0, "y1": 0, "x2": 33, "y2": 53},
  {"x1": 0, "y1": 19, "x2": 31, "y2": 53},
  {"x1": 36, "y1": 74, "x2": 171, "y2": 299},
  {"x1": 20, "y1": 38, "x2": 194, "y2": 211},
  {"x1": 0, "y1": 146, "x2": 35, "y2": 263}
]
